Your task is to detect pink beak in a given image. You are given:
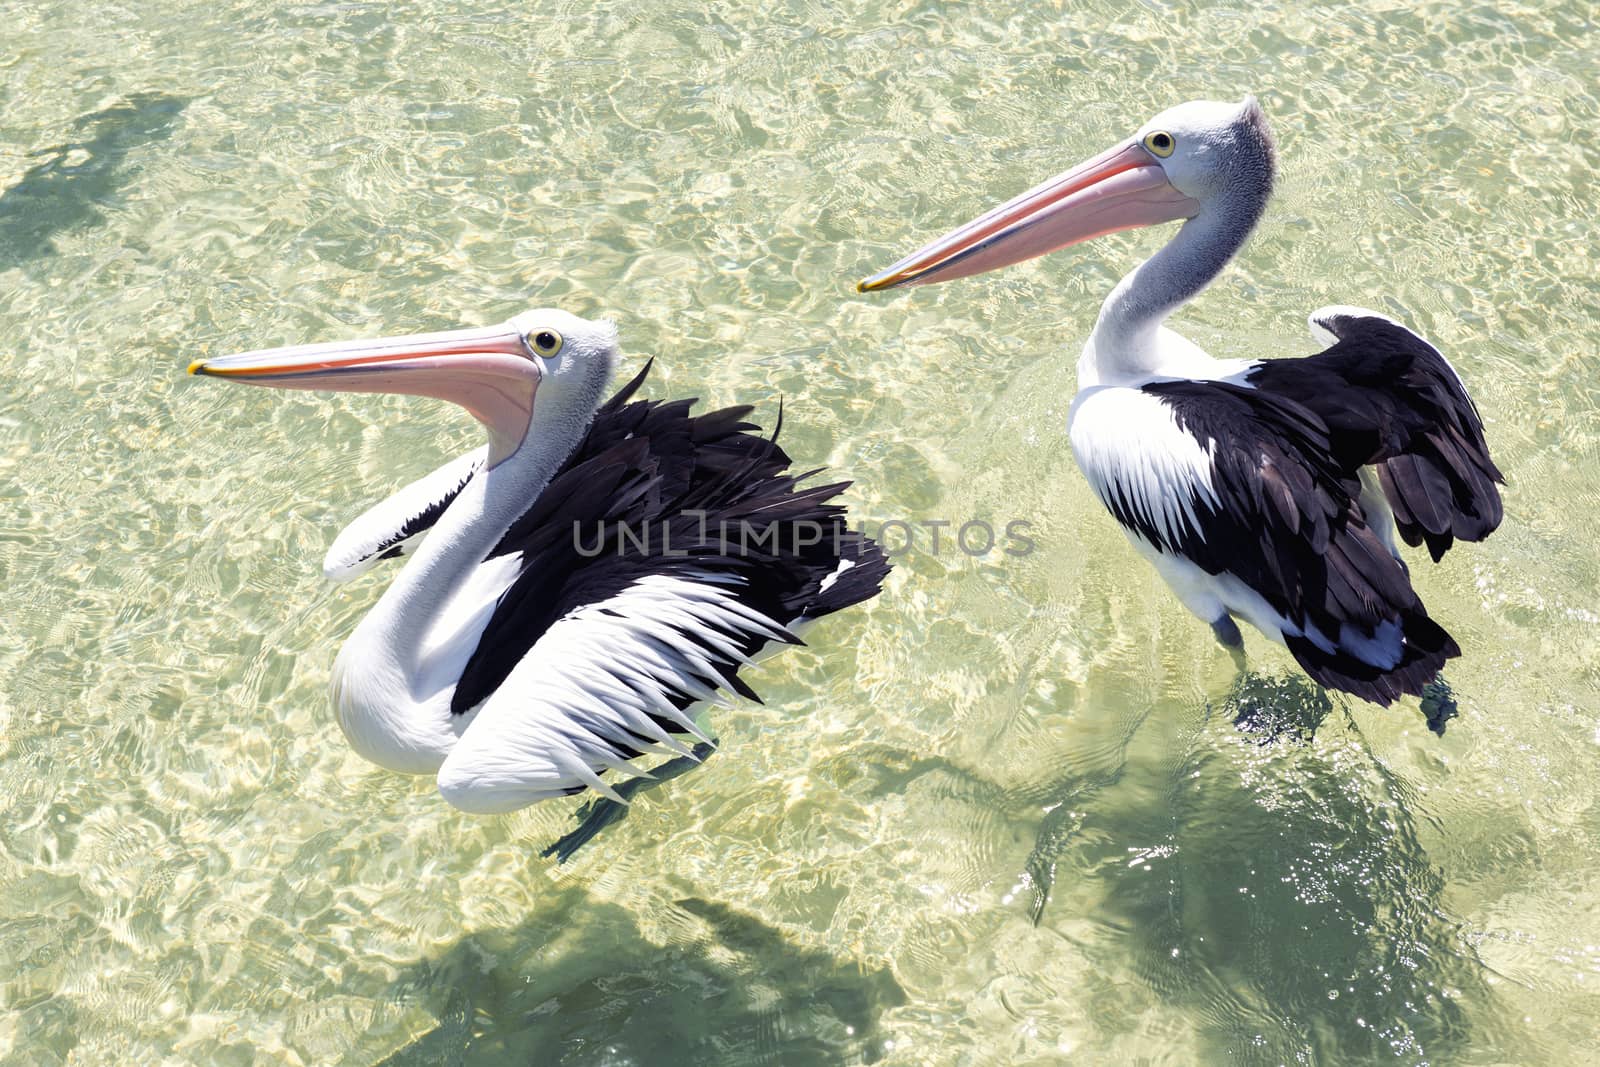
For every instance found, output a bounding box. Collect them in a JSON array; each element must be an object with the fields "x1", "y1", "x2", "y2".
[
  {"x1": 857, "y1": 141, "x2": 1199, "y2": 291},
  {"x1": 189, "y1": 321, "x2": 542, "y2": 465}
]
